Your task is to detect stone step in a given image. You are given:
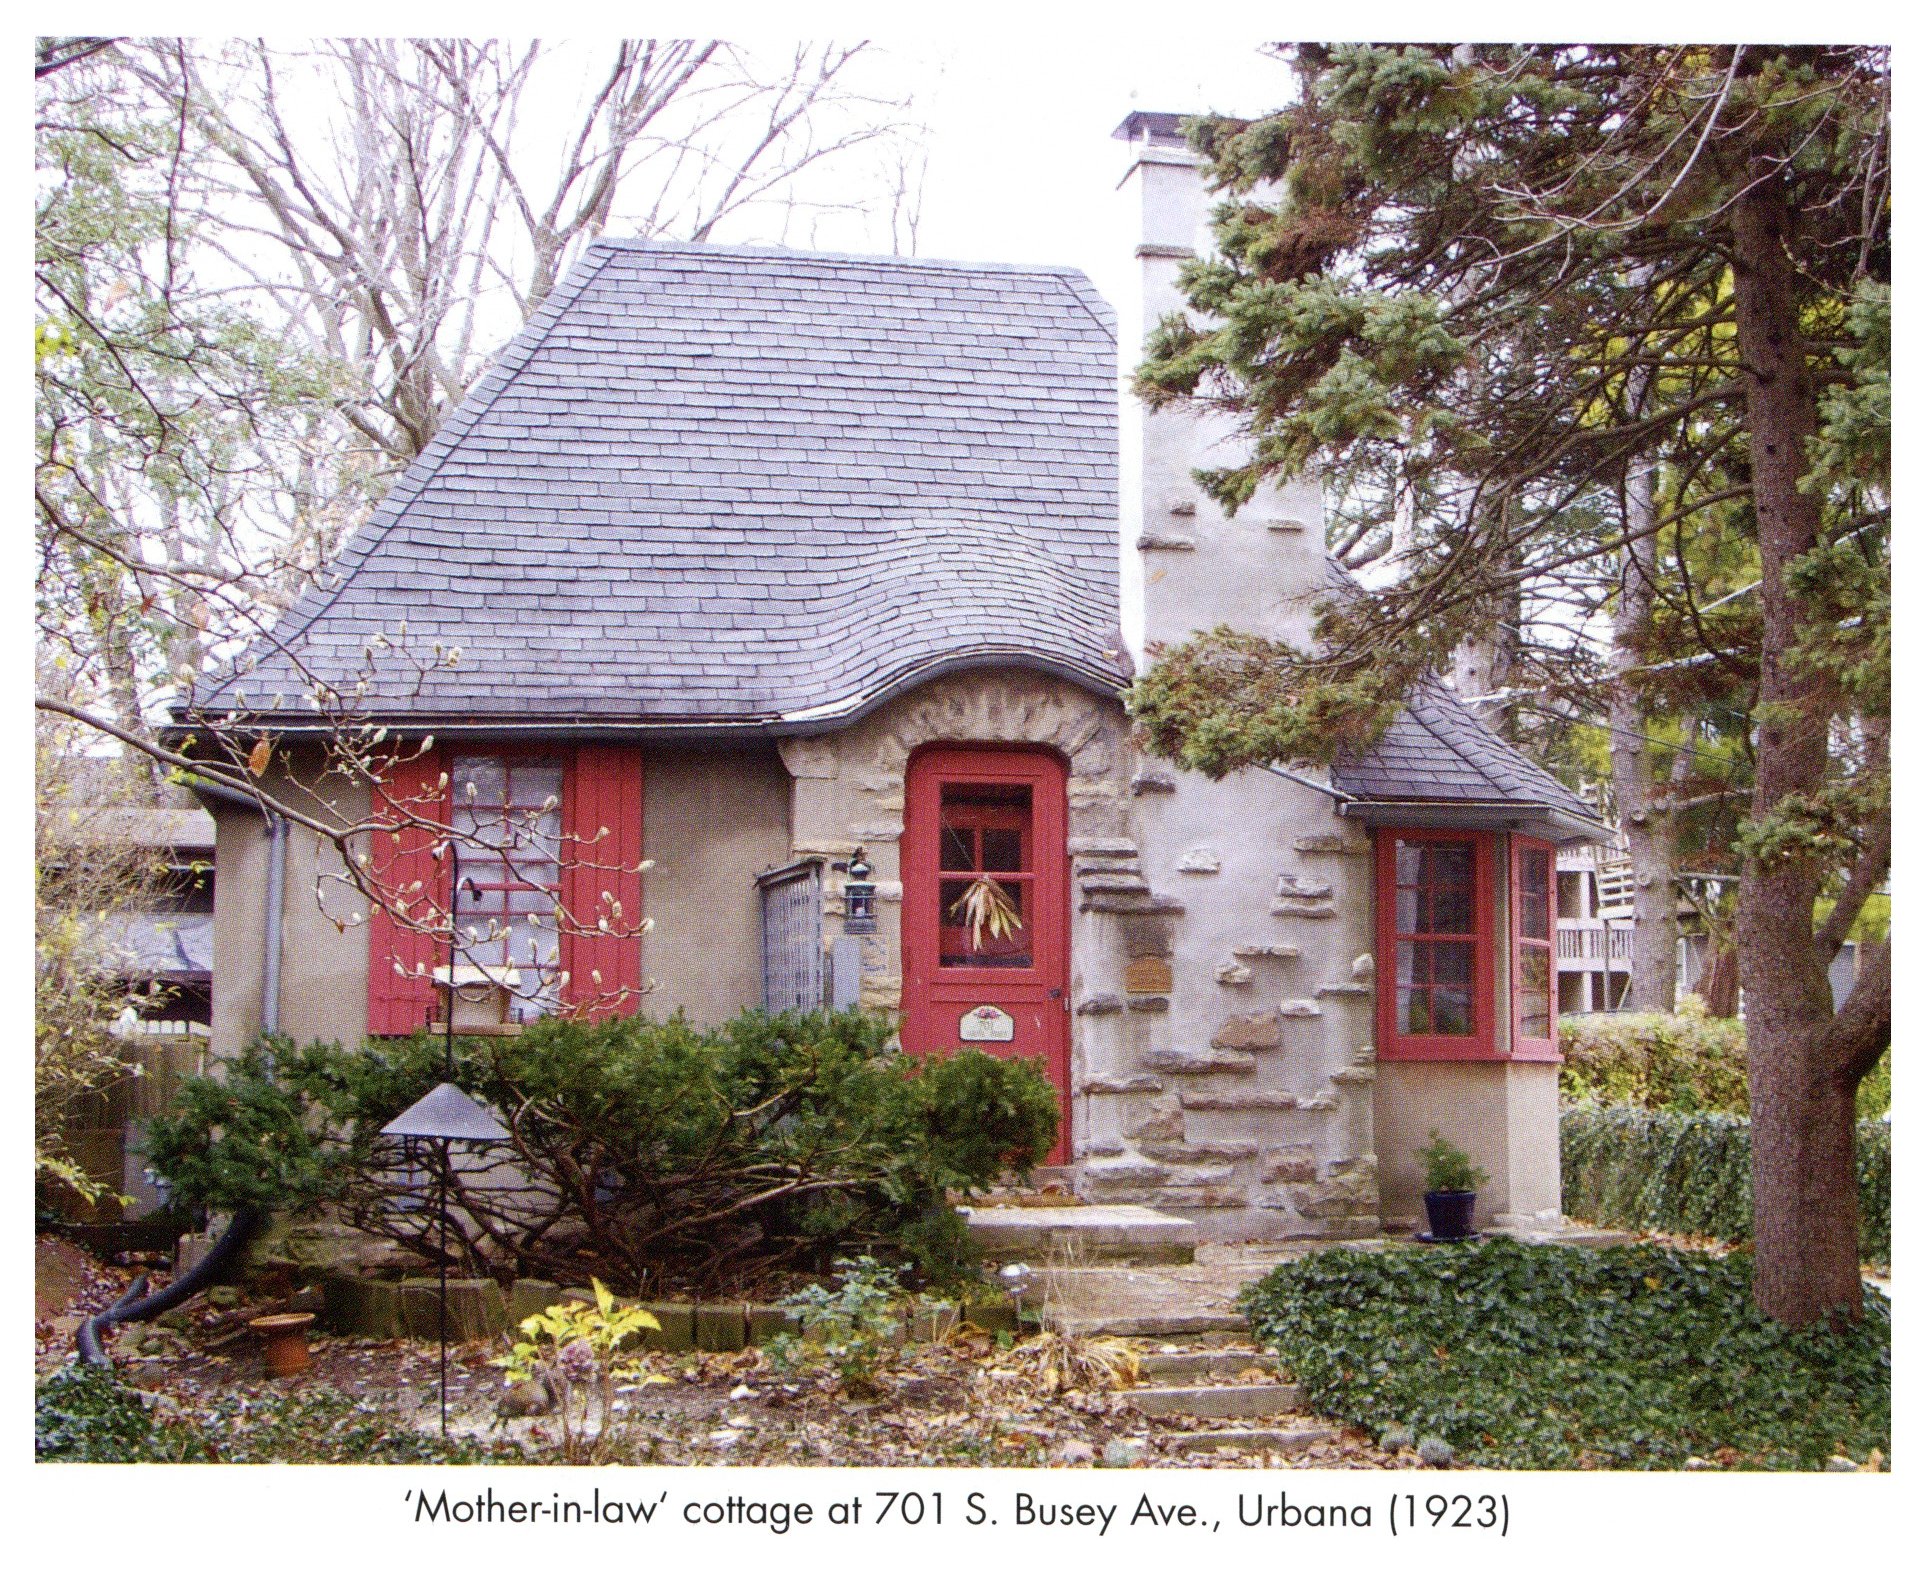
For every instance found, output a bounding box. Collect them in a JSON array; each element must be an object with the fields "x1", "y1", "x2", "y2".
[
  {"x1": 1049, "y1": 1310, "x2": 1246, "y2": 1338},
  {"x1": 961, "y1": 1204, "x2": 1198, "y2": 1265},
  {"x1": 1130, "y1": 1383, "x2": 1305, "y2": 1420},
  {"x1": 1163, "y1": 1425, "x2": 1336, "y2": 1455},
  {"x1": 1135, "y1": 1349, "x2": 1275, "y2": 1383}
]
